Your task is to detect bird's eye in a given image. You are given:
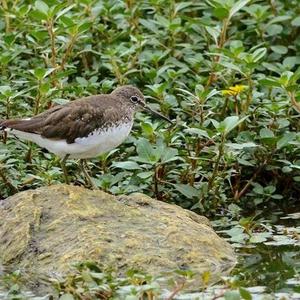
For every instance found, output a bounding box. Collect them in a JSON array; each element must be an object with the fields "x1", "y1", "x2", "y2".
[{"x1": 130, "y1": 96, "x2": 139, "y2": 103}]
